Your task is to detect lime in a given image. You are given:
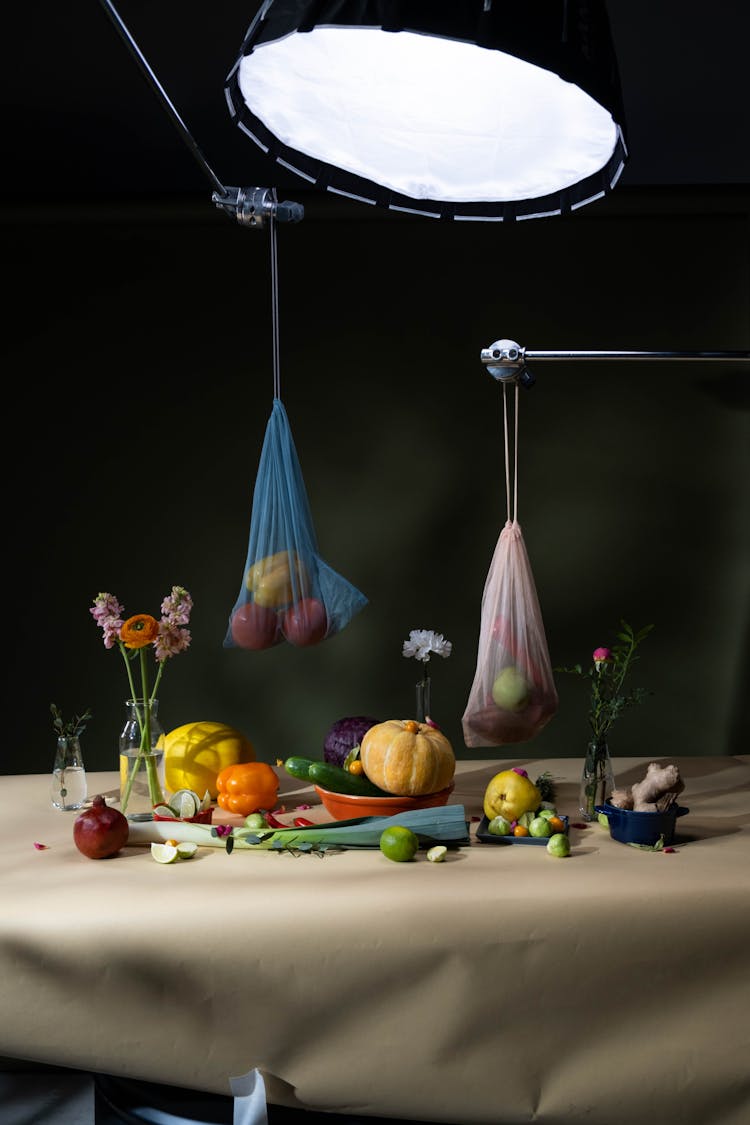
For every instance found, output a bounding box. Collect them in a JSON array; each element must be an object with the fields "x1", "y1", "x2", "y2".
[
  {"x1": 487, "y1": 815, "x2": 512, "y2": 836},
  {"x1": 151, "y1": 843, "x2": 179, "y2": 864},
  {"x1": 529, "y1": 816, "x2": 552, "y2": 838},
  {"x1": 547, "y1": 833, "x2": 571, "y2": 858},
  {"x1": 379, "y1": 825, "x2": 419, "y2": 862},
  {"x1": 169, "y1": 790, "x2": 200, "y2": 818},
  {"x1": 175, "y1": 842, "x2": 198, "y2": 860},
  {"x1": 426, "y1": 845, "x2": 447, "y2": 863},
  {"x1": 153, "y1": 804, "x2": 176, "y2": 819}
]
